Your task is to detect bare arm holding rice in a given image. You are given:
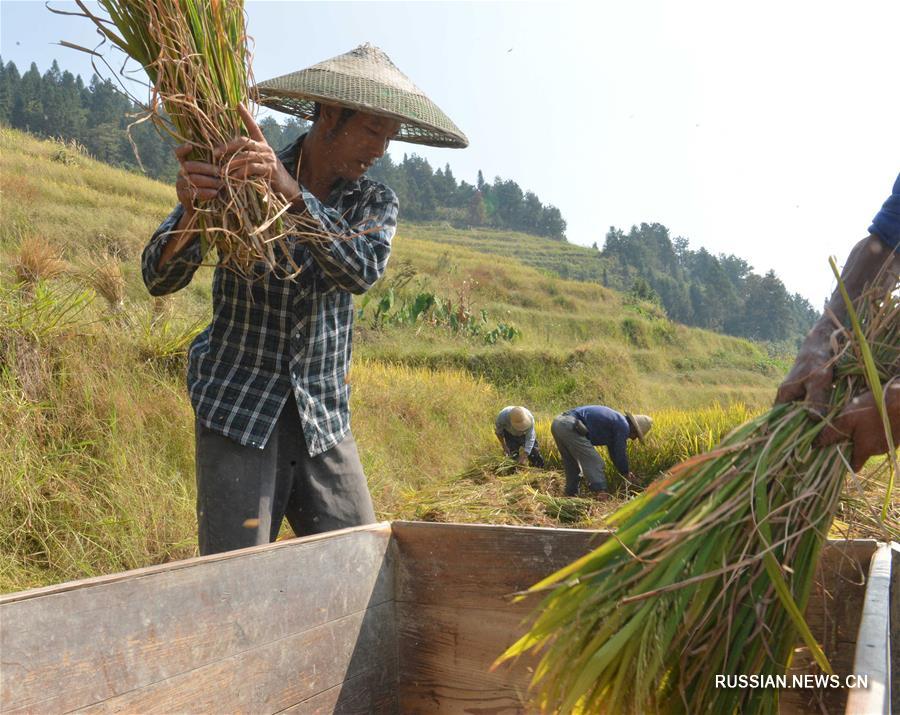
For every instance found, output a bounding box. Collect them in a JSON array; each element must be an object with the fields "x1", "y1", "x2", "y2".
[{"x1": 776, "y1": 174, "x2": 900, "y2": 468}]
